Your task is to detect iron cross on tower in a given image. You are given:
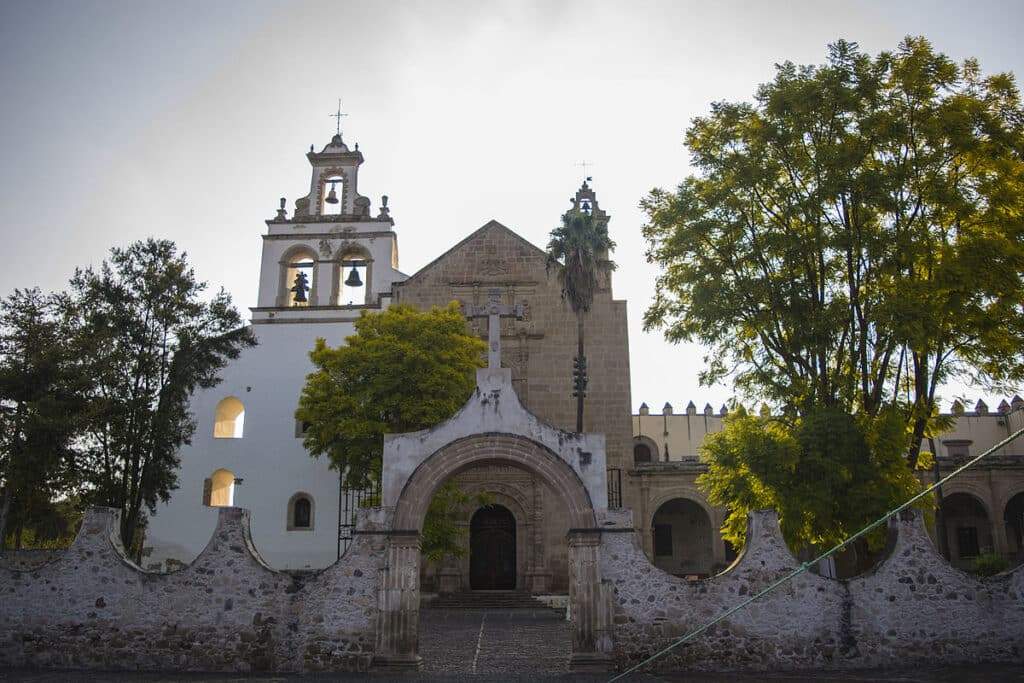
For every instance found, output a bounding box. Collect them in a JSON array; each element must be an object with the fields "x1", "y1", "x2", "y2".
[
  {"x1": 330, "y1": 99, "x2": 348, "y2": 136},
  {"x1": 464, "y1": 288, "x2": 524, "y2": 369}
]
